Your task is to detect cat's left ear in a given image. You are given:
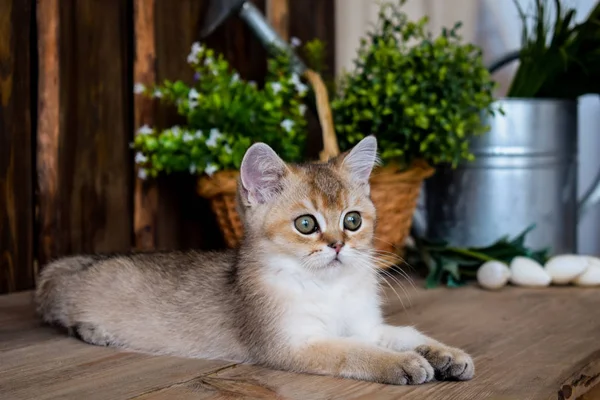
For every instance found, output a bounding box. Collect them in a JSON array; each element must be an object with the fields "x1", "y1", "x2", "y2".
[
  {"x1": 338, "y1": 135, "x2": 379, "y2": 184},
  {"x1": 240, "y1": 142, "x2": 289, "y2": 205}
]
